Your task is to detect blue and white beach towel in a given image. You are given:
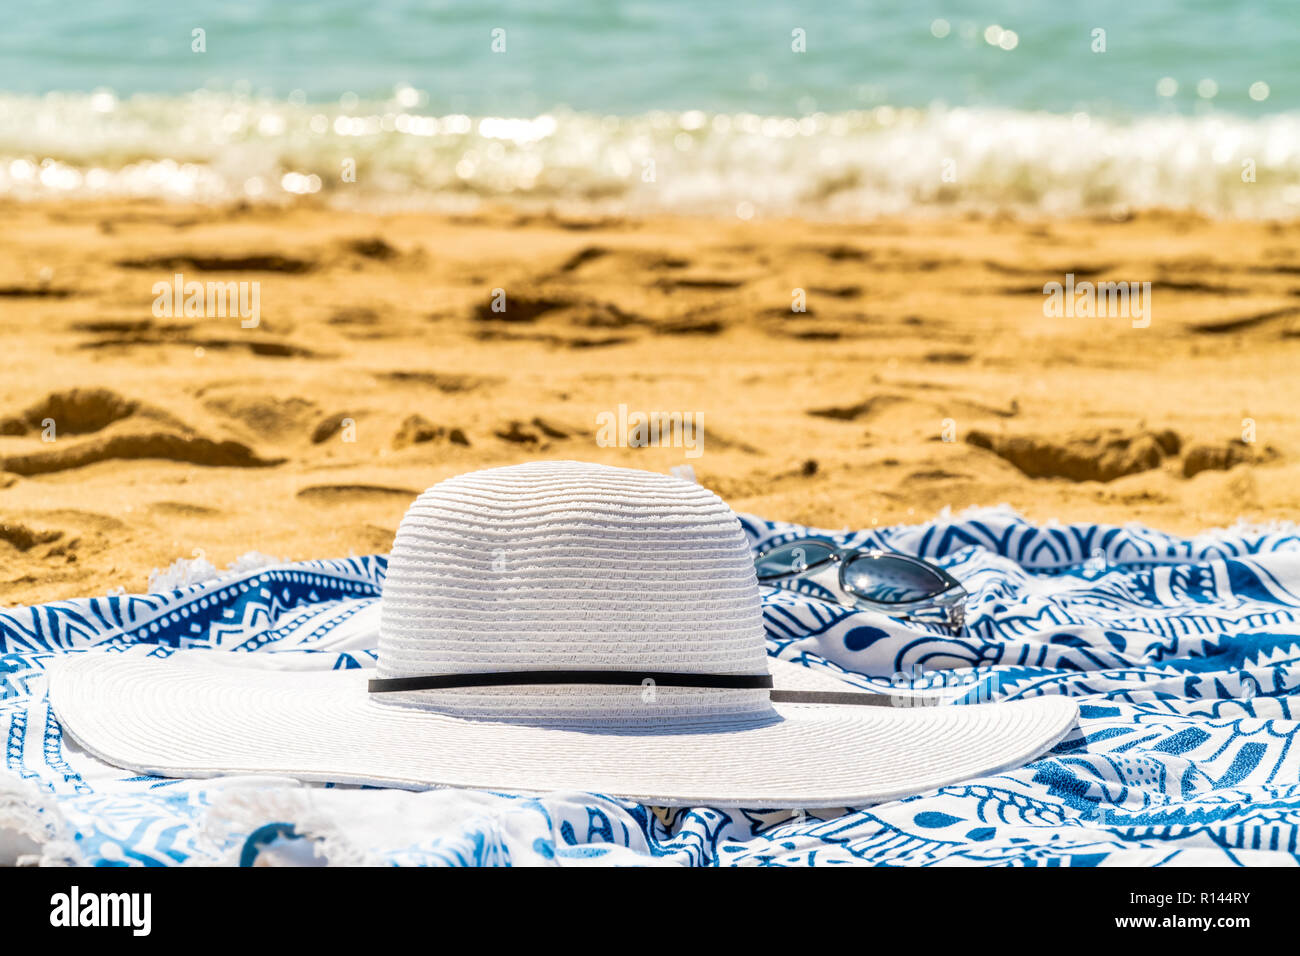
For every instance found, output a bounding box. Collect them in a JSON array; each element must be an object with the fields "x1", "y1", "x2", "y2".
[{"x1": 3, "y1": 505, "x2": 1300, "y2": 866}]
